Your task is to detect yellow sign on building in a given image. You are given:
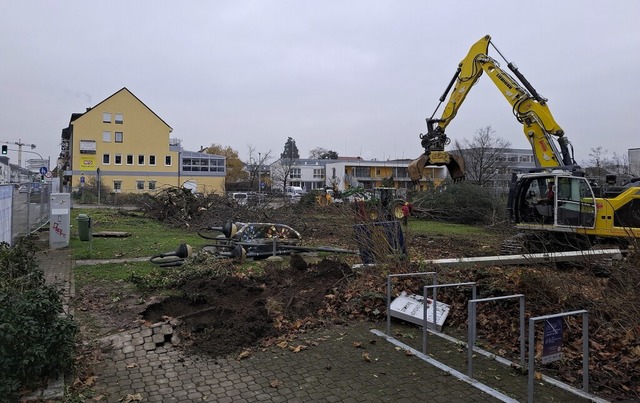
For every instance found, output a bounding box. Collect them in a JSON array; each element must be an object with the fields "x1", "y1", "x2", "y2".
[{"x1": 79, "y1": 156, "x2": 96, "y2": 171}]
